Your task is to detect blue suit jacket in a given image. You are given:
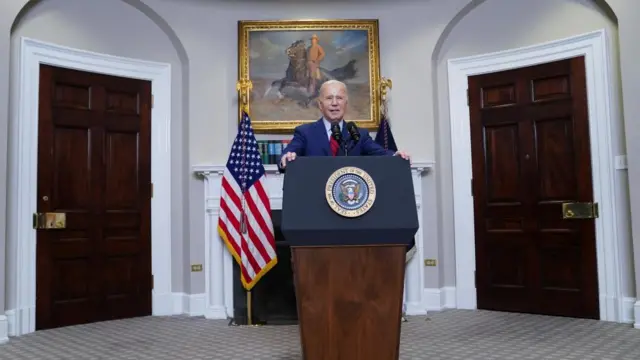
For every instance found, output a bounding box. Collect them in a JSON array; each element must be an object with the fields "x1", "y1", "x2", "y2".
[{"x1": 279, "y1": 119, "x2": 394, "y2": 172}]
